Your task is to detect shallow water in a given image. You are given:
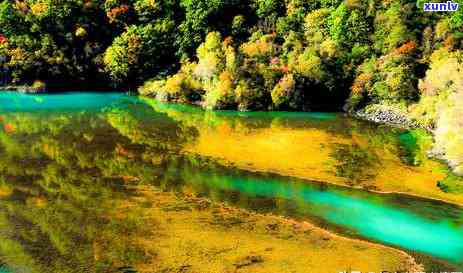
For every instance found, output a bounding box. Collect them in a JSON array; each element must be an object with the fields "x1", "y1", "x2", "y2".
[{"x1": 0, "y1": 91, "x2": 462, "y2": 272}]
